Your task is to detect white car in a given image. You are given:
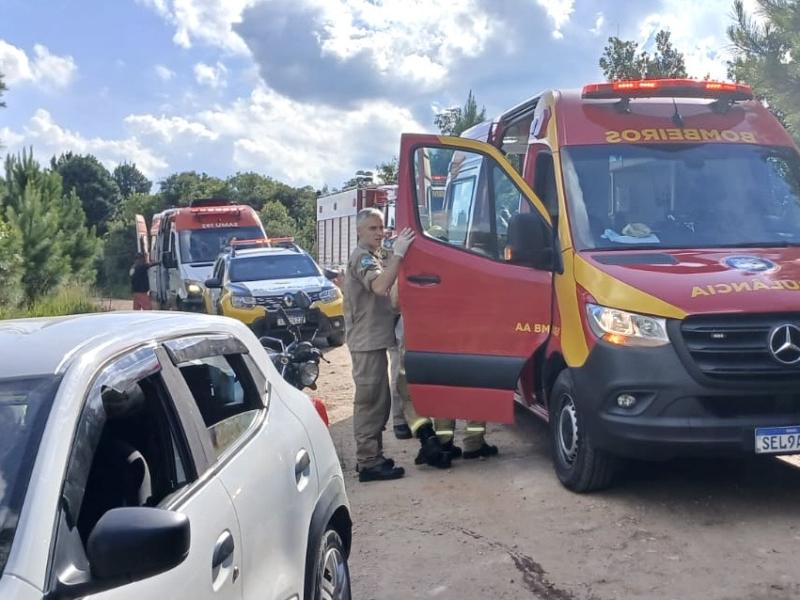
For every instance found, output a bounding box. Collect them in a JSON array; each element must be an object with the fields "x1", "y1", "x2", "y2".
[{"x1": 0, "y1": 312, "x2": 351, "y2": 600}]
